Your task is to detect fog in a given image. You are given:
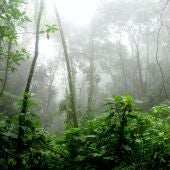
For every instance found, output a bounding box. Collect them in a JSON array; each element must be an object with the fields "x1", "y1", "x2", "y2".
[{"x1": 1, "y1": 0, "x2": 170, "y2": 169}]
